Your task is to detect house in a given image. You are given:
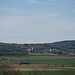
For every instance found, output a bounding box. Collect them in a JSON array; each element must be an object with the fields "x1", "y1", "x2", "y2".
[{"x1": 27, "y1": 48, "x2": 31, "y2": 54}]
